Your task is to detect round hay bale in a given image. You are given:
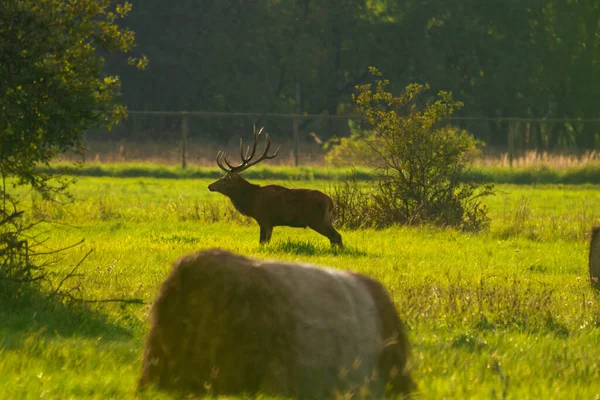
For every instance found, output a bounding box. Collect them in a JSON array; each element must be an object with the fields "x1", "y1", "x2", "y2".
[
  {"x1": 590, "y1": 226, "x2": 600, "y2": 291},
  {"x1": 138, "y1": 249, "x2": 295, "y2": 397},
  {"x1": 139, "y1": 248, "x2": 415, "y2": 399}
]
